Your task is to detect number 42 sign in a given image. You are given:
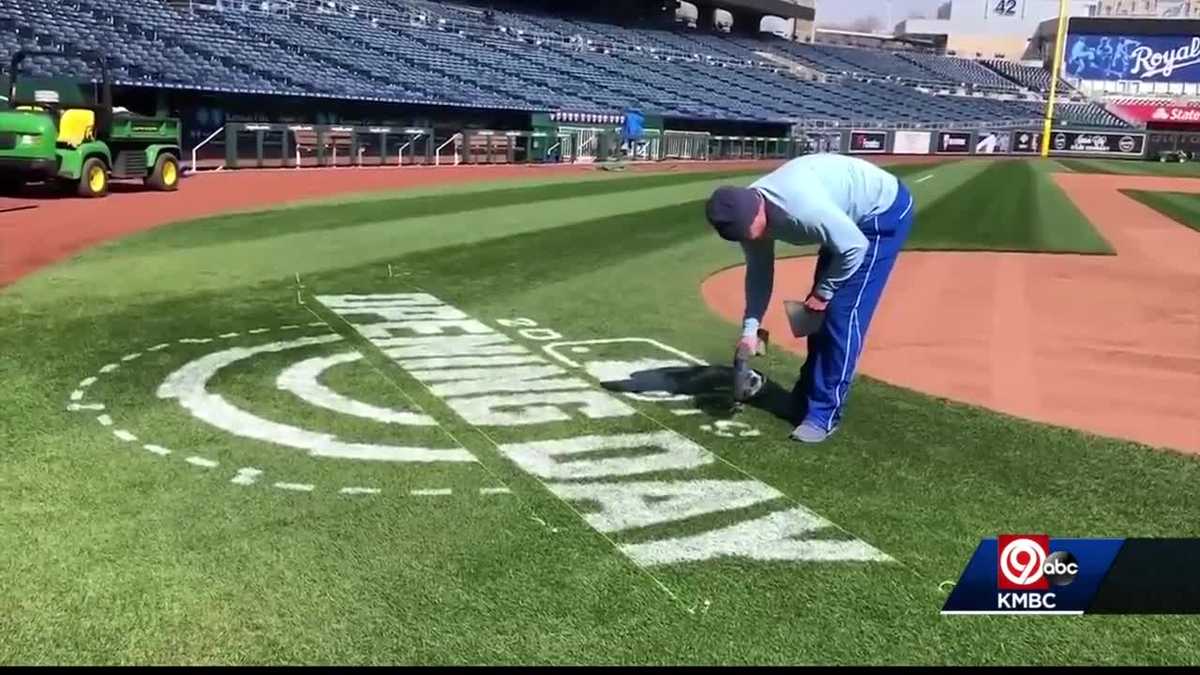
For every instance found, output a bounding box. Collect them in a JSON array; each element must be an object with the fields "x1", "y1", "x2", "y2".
[{"x1": 992, "y1": 0, "x2": 1019, "y2": 17}]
